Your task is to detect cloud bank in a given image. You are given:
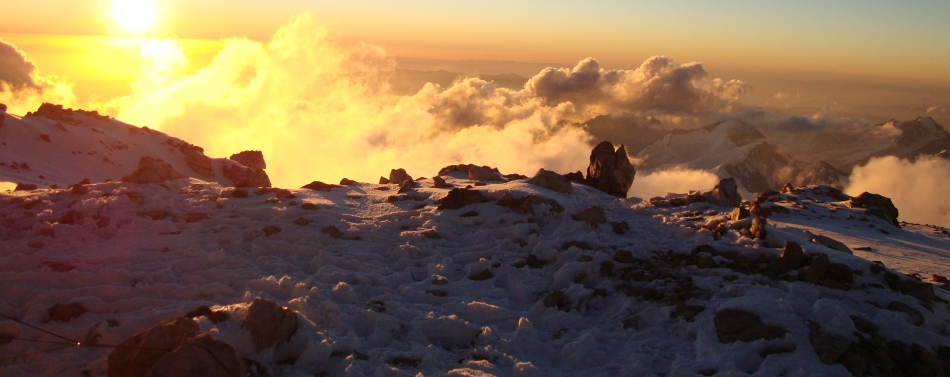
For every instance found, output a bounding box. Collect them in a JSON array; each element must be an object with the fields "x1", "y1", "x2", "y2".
[
  {"x1": 846, "y1": 156, "x2": 950, "y2": 228},
  {"x1": 627, "y1": 168, "x2": 720, "y2": 200},
  {"x1": 0, "y1": 39, "x2": 75, "y2": 114}
]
